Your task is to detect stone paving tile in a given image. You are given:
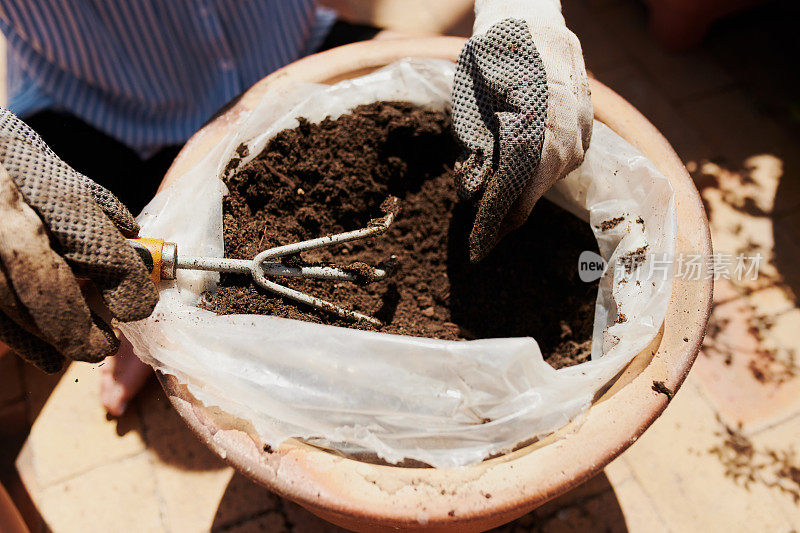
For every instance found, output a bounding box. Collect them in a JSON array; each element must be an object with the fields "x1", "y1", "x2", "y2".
[
  {"x1": 607, "y1": 465, "x2": 669, "y2": 533},
  {"x1": 562, "y1": 0, "x2": 628, "y2": 72},
  {"x1": 678, "y1": 88, "x2": 781, "y2": 156},
  {"x1": 19, "y1": 359, "x2": 65, "y2": 425},
  {"x1": 772, "y1": 209, "x2": 800, "y2": 301},
  {"x1": 0, "y1": 349, "x2": 23, "y2": 407},
  {"x1": 685, "y1": 79, "x2": 800, "y2": 433},
  {"x1": 209, "y1": 473, "x2": 284, "y2": 531},
  {"x1": 711, "y1": 279, "x2": 743, "y2": 307},
  {"x1": 37, "y1": 453, "x2": 164, "y2": 533},
  {"x1": 0, "y1": 401, "x2": 27, "y2": 460},
  {"x1": 490, "y1": 488, "x2": 626, "y2": 533},
  {"x1": 590, "y1": 1, "x2": 736, "y2": 101},
  {"x1": 27, "y1": 362, "x2": 146, "y2": 488},
  {"x1": 694, "y1": 292, "x2": 800, "y2": 432},
  {"x1": 592, "y1": 62, "x2": 711, "y2": 164},
  {"x1": 690, "y1": 144, "x2": 800, "y2": 430},
  {"x1": 620, "y1": 371, "x2": 794, "y2": 531},
  {"x1": 679, "y1": 90, "x2": 800, "y2": 215},
  {"x1": 699, "y1": 191, "x2": 775, "y2": 282},
  {"x1": 604, "y1": 454, "x2": 633, "y2": 487},
  {"x1": 218, "y1": 510, "x2": 289, "y2": 533},
  {"x1": 282, "y1": 500, "x2": 348, "y2": 532},
  {"x1": 138, "y1": 384, "x2": 233, "y2": 531},
  {"x1": 153, "y1": 465, "x2": 235, "y2": 533},
  {"x1": 694, "y1": 151, "x2": 784, "y2": 223},
  {"x1": 705, "y1": 2, "x2": 800, "y2": 138},
  {"x1": 538, "y1": 489, "x2": 626, "y2": 533},
  {"x1": 747, "y1": 291, "x2": 800, "y2": 394},
  {"x1": 573, "y1": 0, "x2": 629, "y2": 11},
  {"x1": 0, "y1": 387, "x2": 45, "y2": 533},
  {"x1": 137, "y1": 380, "x2": 226, "y2": 472},
  {"x1": 745, "y1": 284, "x2": 798, "y2": 318},
  {"x1": 747, "y1": 414, "x2": 800, "y2": 528}
]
